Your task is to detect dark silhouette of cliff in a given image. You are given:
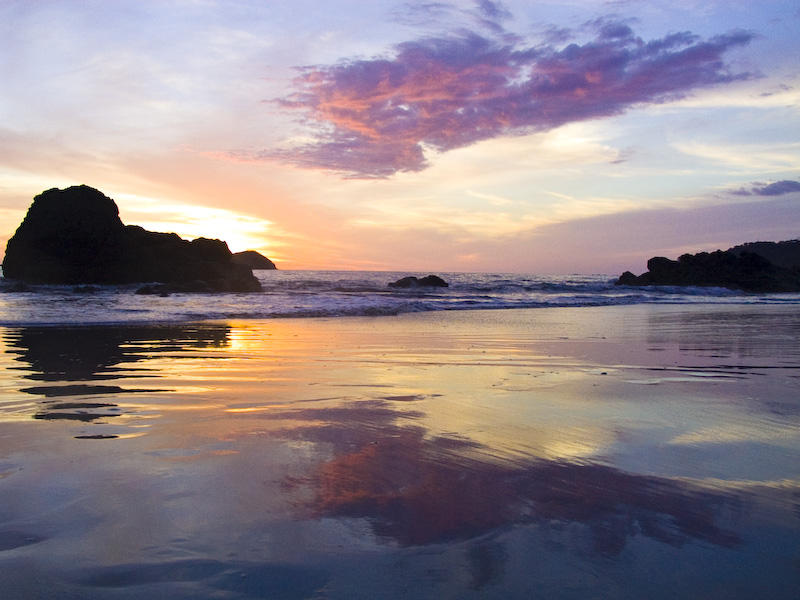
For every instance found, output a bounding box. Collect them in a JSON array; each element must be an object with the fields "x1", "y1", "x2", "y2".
[
  {"x1": 2, "y1": 185, "x2": 263, "y2": 292},
  {"x1": 727, "y1": 239, "x2": 800, "y2": 268},
  {"x1": 616, "y1": 239, "x2": 800, "y2": 292}
]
